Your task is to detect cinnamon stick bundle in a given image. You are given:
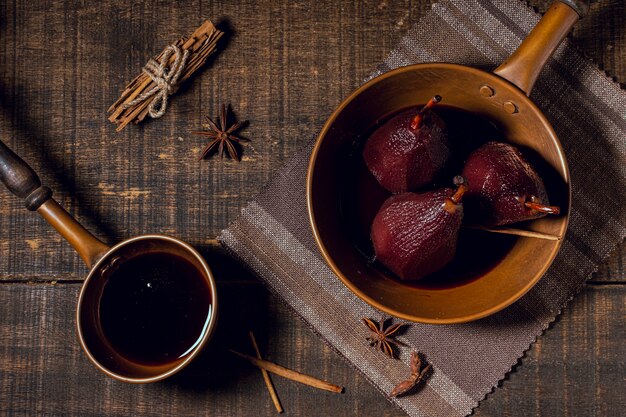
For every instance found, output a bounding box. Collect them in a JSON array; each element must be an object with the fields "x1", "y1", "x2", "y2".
[{"x1": 108, "y1": 20, "x2": 223, "y2": 131}]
